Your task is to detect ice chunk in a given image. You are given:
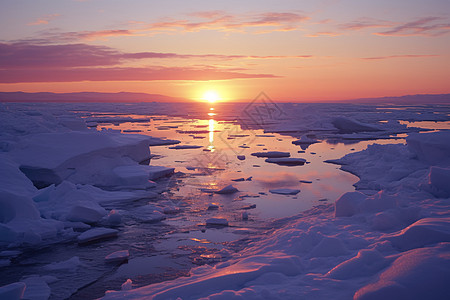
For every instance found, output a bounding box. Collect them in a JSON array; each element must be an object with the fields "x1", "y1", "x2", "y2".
[
  {"x1": 147, "y1": 166, "x2": 175, "y2": 181},
  {"x1": 265, "y1": 157, "x2": 306, "y2": 166},
  {"x1": 11, "y1": 131, "x2": 154, "y2": 187},
  {"x1": 269, "y1": 188, "x2": 300, "y2": 195},
  {"x1": 121, "y1": 279, "x2": 133, "y2": 291},
  {"x1": 77, "y1": 228, "x2": 118, "y2": 244},
  {"x1": 428, "y1": 166, "x2": 450, "y2": 198},
  {"x1": 168, "y1": 145, "x2": 202, "y2": 149},
  {"x1": 251, "y1": 151, "x2": 290, "y2": 158},
  {"x1": 66, "y1": 204, "x2": 107, "y2": 224},
  {"x1": 407, "y1": 131, "x2": 450, "y2": 166},
  {"x1": 0, "y1": 282, "x2": 26, "y2": 300},
  {"x1": 331, "y1": 117, "x2": 381, "y2": 134},
  {"x1": 215, "y1": 185, "x2": 239, "y2": 194},
  {"x1": 354, "y1": 243, "x2": 450, "y2": 300},
  {"x1": 43, "y1": 256, "x2": 82, "y2": 272},
  {"x1": 112, "y1": 165, "x2": 159, "y2": 188},
  {"x1": 237, "y1": 155, "x2": 246, "y2": 160},
  {"x1": 334, "y1": 191, "x2": 367, "y2": 217},
  {"x1": 106, "y1": 210, "x2": 122, "y2": 226},
  {"x1": 292, "y1": 135, "x2": 318, "y2": 145},
  {"x1": 21, "y1": 275, "x2": 51, "y2": 300},
  {"x1": 105, "y1": 250, "x2": 130, "y2": 263},
  {"x1": 206, "y1": 218, "x2": 229, "y2": 226},
  {"x1": 135, "y1": 207, "x2": 166, "y2": 223},
  {"x1": 207, "y1": 203, "x2": 219, "y2": 210},
  {"x1": 388, "y1": 217, "x2": 450, "y2": 251}
]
